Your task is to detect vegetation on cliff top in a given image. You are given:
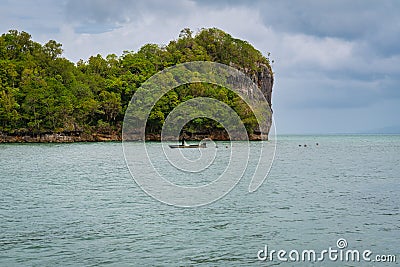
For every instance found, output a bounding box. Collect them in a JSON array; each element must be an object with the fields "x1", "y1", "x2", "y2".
[{"x1": 0, "y1": 28, "x2": 272, "y2": 137}]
